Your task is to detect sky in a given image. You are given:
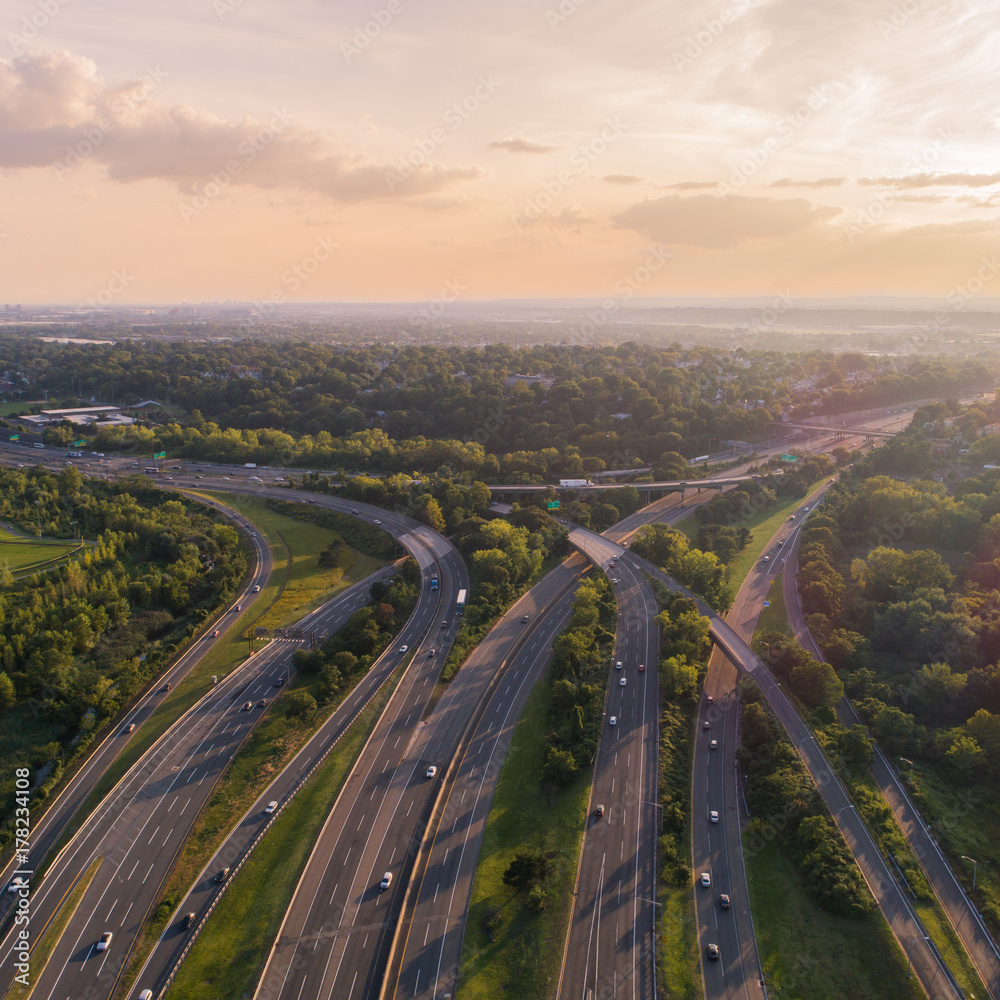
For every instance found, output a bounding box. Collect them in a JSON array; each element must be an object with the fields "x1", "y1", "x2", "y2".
[{"x1": 1, "y1": 0, "x2": 999, "y2": 305}]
